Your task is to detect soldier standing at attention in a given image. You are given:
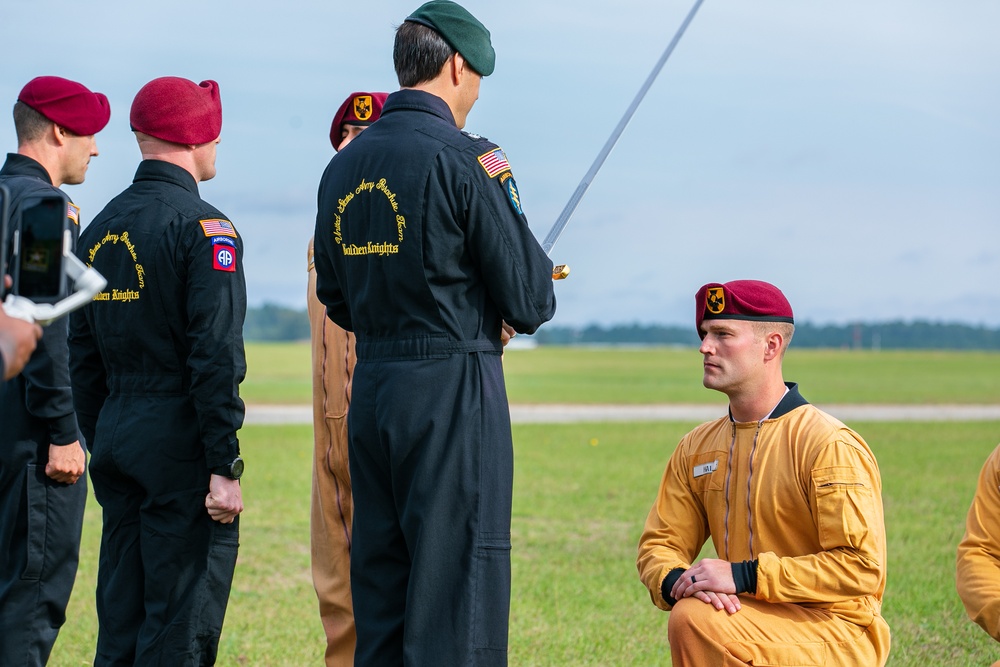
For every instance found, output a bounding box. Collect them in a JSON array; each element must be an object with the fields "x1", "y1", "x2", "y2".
[
  {"x1": 70, "y1": 76, "x2": 245, "y2": 666},
  {"x1": 0, "y1": 75, "x2": 109, "y2": 666},
  {"x1": 313, "y1": 1, "x2": 556, "y2": 663}
]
